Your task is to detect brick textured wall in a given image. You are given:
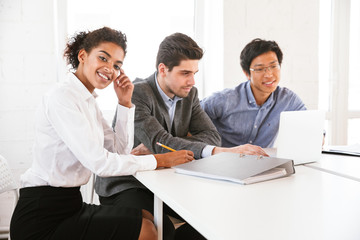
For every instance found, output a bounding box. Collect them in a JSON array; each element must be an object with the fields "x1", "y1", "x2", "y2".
[
  {"x1": 0, "y1": 0, "x2": 56, "y2": 169},
  {"x1": 0, "y1": 0, "x2": 57, "y2": 229}
]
